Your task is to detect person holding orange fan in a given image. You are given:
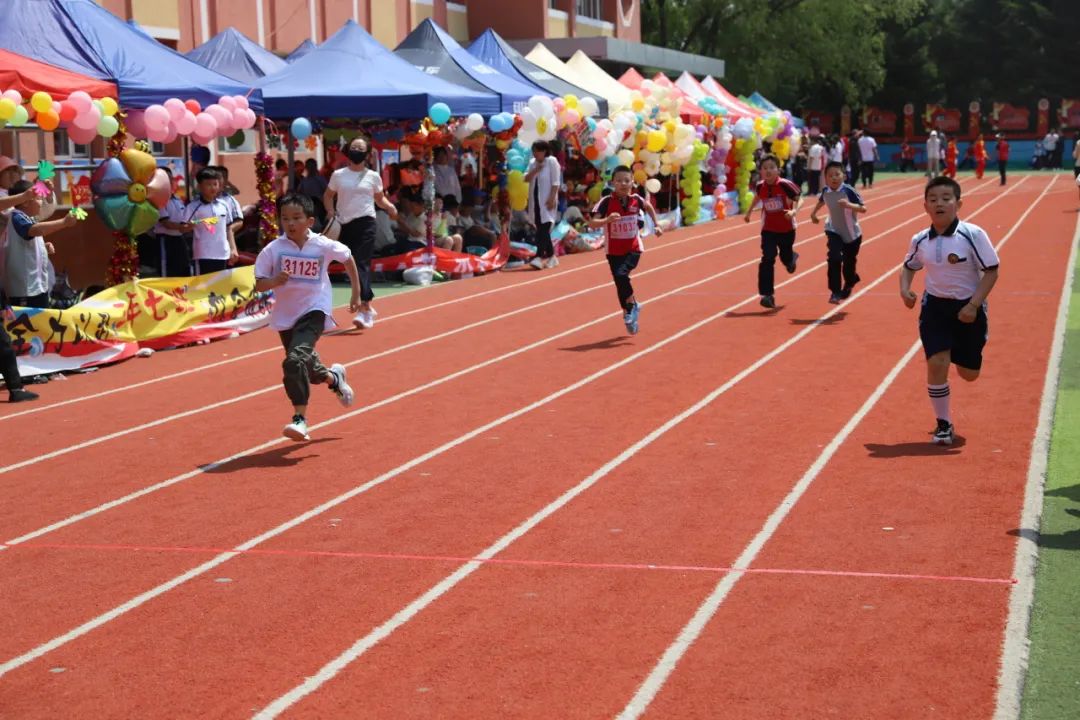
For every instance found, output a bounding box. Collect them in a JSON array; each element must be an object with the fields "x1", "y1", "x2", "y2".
[
  {"x1": 972, "y1": 134, "x2": 987, "y2": 179},
  {"x1": 944, "y1": 136, "x2": 958, "y2": 178}
]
